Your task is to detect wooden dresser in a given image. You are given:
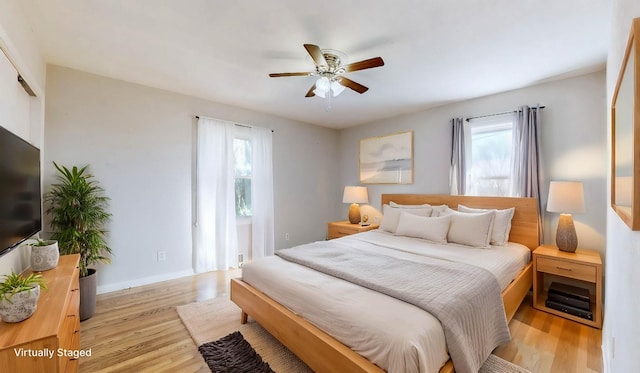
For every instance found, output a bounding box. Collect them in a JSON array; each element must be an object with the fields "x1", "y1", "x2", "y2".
[{"x1": 0, "y1": 254, "x2": 81, "y2": 373}]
